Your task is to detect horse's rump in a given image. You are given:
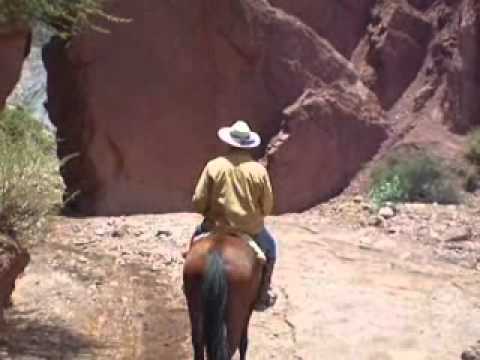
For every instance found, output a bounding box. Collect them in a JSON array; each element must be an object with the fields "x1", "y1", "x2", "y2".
[
  {"x1": 183, "y1": 234, "x2": 263, "y2": 359},
  {"x1": 192, "y1": 231, "x2": 266, "y2": 264}
]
